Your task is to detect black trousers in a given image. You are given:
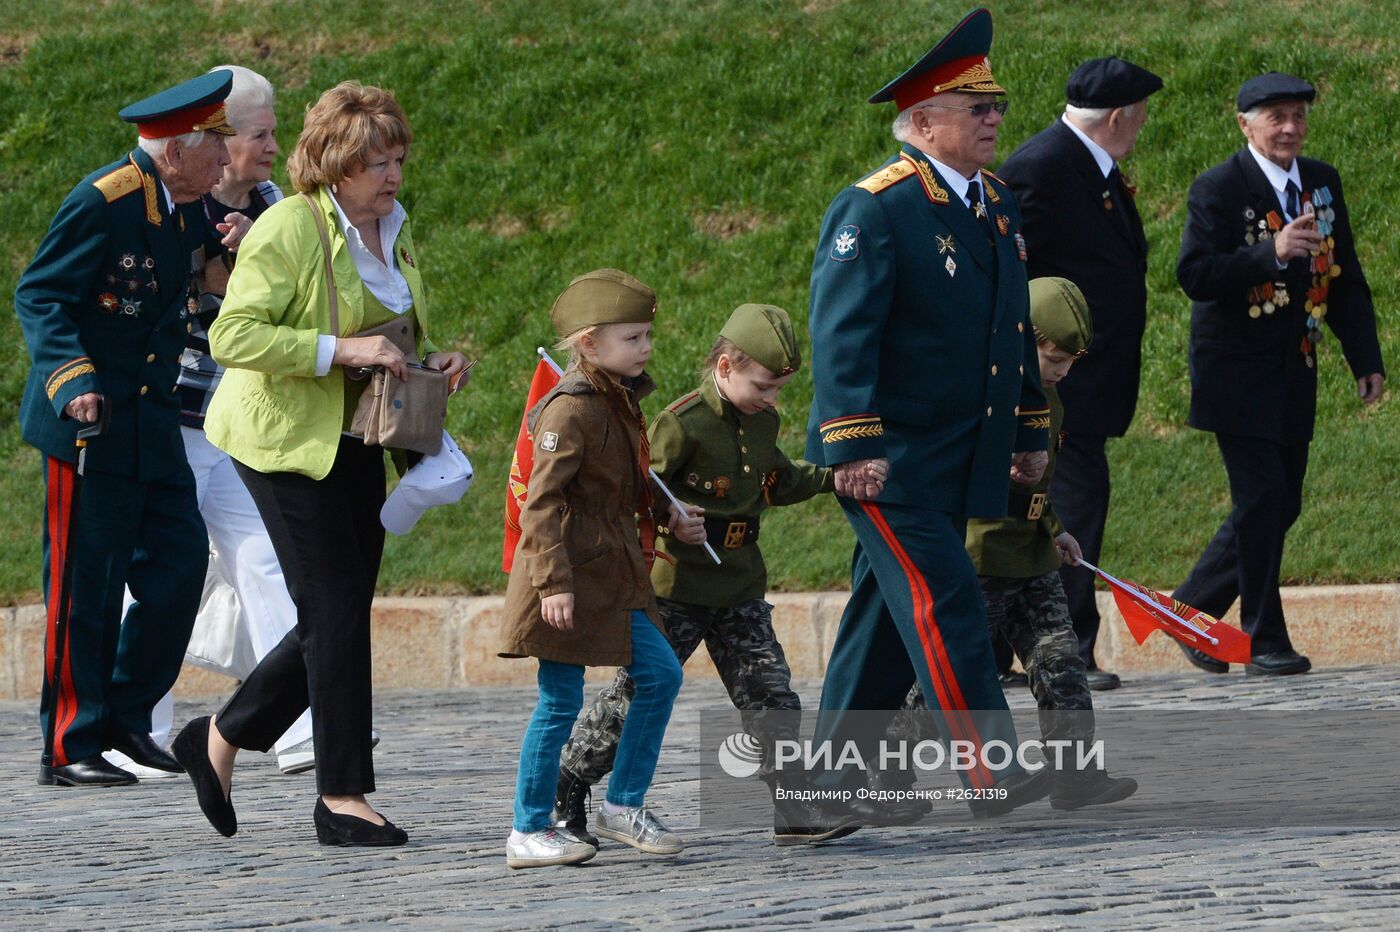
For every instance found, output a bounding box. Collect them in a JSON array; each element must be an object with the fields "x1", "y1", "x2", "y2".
[
  {"x1": 217, "y1": 437, "x2": 387, "y2": 795},
  {"x1": 1174, "y1": 434, "x2": 1310, "y2": 657},
  {"x1": 1051, "y1": 433, "x2": 1111, "y2": 667}
]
